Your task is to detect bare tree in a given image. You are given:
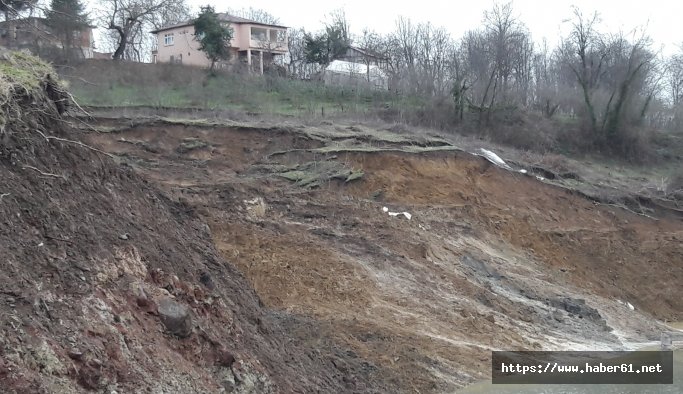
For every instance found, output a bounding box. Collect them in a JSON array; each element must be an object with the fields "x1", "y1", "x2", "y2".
[
  {"x1": 285, "y1": 28, "x2": 320, "y2": 79},
  {"x1": 667, "y1": 45, "x2": 683, "y2": 131},
  {"x1": 393, "y1": 16, "x2": 419, "y2": 94},
  {"x1": 98, "y1": 0, "x2": 189, "y2": 61},
  {"x1": 351, "y1": 29, "x2": 394, "y2": 84},
  {"x1": 559, "y1": 8, "x2": 604, "y2": 134},
  {"x1": 532, "y1": 39, "x2": 562, "y2": 117},
  {"x1": 227, "y1": 7, "x2": 279, "y2": 25},
  {"x1": 560, "y1": 8, "x2": 658, "y2": 147},
  {"x1": 667, "y1": 45, "x2": 683, "y2": 106}
]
